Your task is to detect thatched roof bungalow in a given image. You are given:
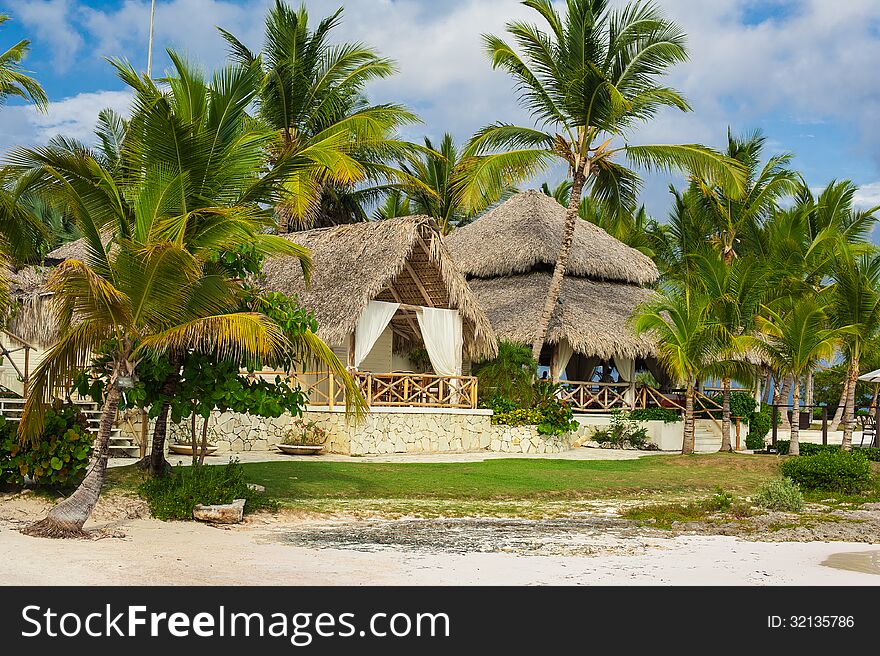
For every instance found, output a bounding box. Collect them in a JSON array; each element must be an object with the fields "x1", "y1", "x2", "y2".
[
  {"x1": 261, "y1": 216, "x2": 497, "y2": 380},
  {"x1": 446, "y1": 190, "x2": 665, "y2": 386}
]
